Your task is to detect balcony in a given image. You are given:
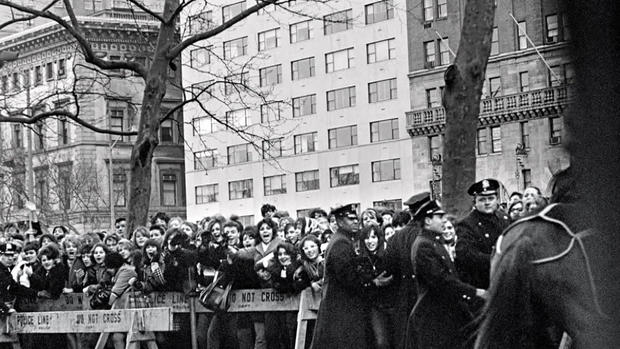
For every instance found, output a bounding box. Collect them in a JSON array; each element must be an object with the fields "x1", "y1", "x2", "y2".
[{"x1": 406, "y1": 85, "x2": 574, "y2": 136}]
